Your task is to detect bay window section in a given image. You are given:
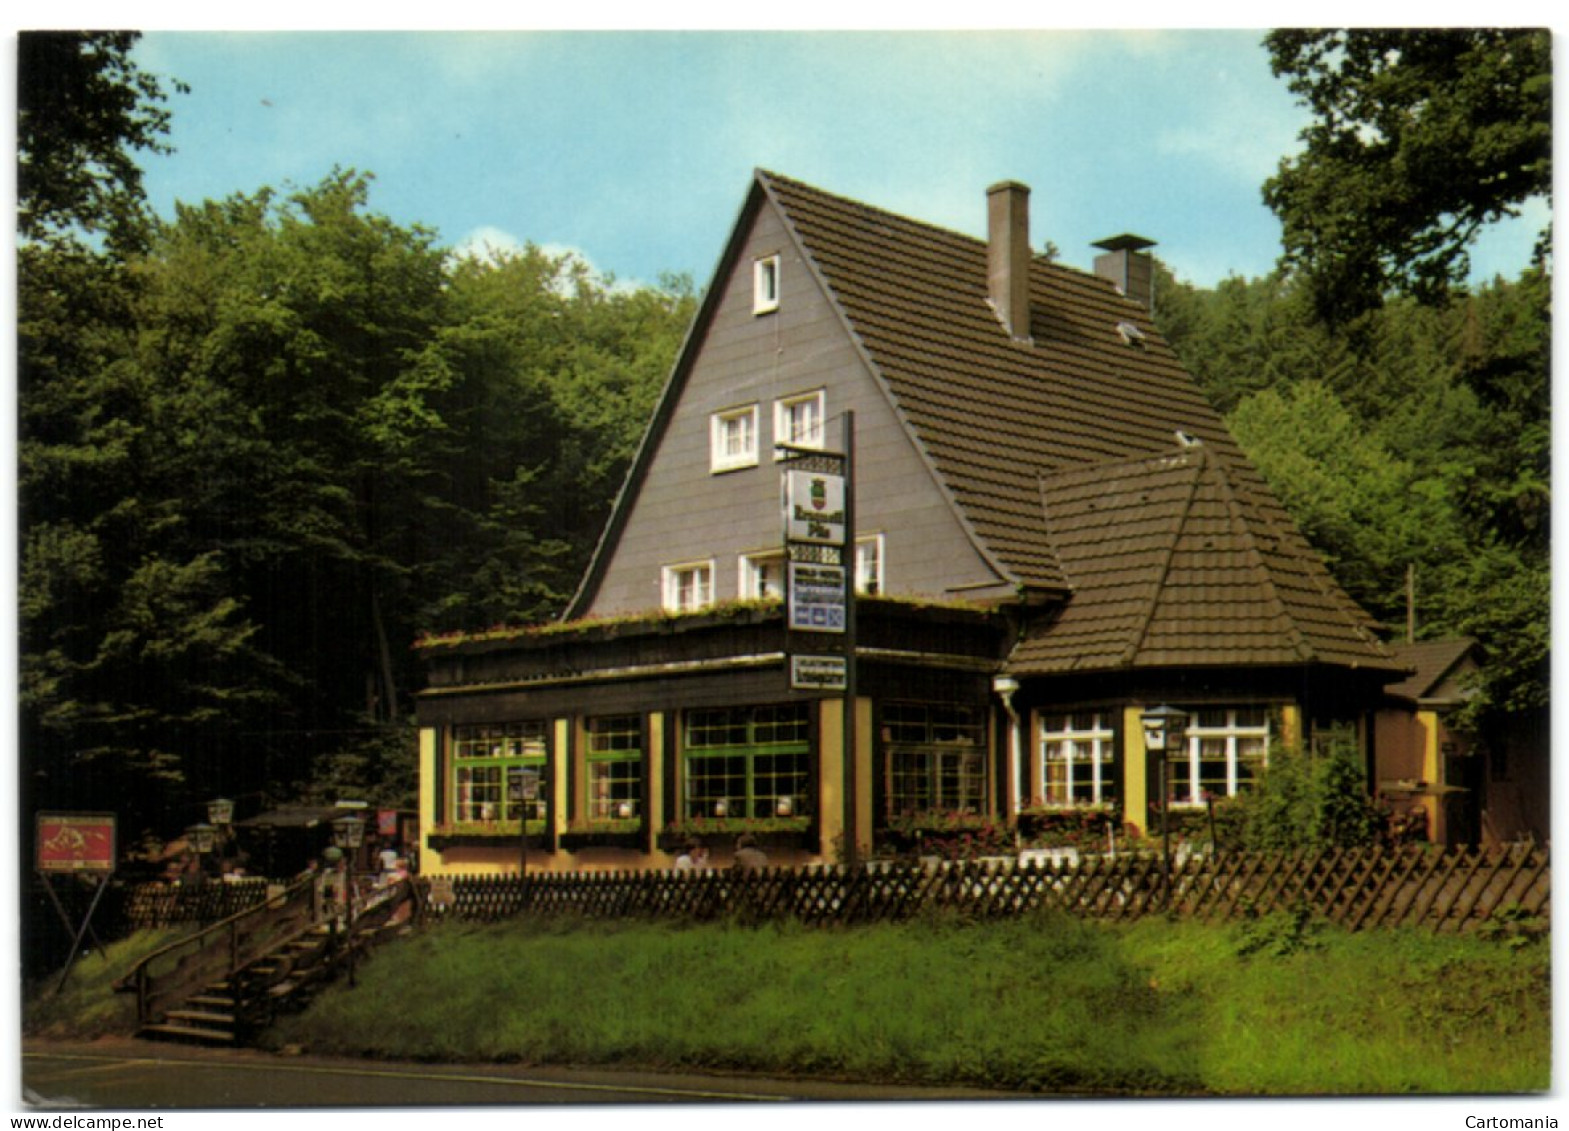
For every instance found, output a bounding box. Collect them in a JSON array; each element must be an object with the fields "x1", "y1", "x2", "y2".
[
  {"x1": 1040, "y1": 712, "x2": 1116, "y2": 807},
  {"x1": 452, "y1": 721, "x2": 549, "y2": 827},
  {"x1": 882, "y1": 703, "x2": 985, "y2": 818},
  {"x1": 587, "y1": 714, "x2": 643, "y2": 822},
  {"x1": 683, "y1": 704, "x2": 811, "y2": 821},
  {"x1": 1168, "y1": 707, "x2": 1269, "y2": 805}
]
